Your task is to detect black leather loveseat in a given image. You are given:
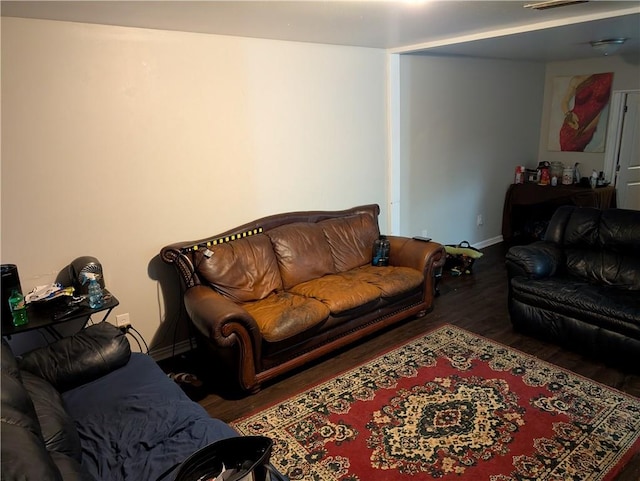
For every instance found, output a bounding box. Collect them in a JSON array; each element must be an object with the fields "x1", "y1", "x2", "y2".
[
  {"x1": 505, "y1": 206, "x2": 640, "y2": 371},
  {"x1": 1, "y1": 322, "x2": 240, "y2": 481}
]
